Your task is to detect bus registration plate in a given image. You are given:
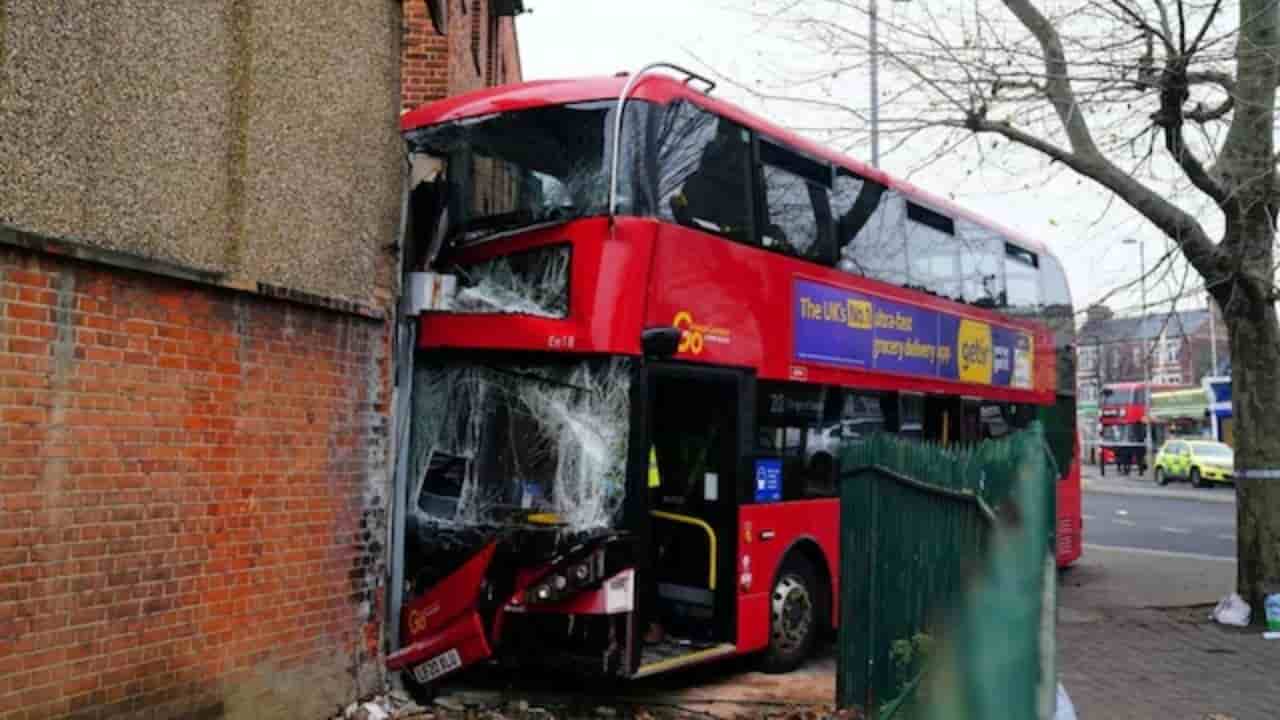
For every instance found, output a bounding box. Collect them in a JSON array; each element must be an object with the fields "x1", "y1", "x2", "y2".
[{"x1": 412, "y1": 649, "x2": 461, "y2": 684}]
